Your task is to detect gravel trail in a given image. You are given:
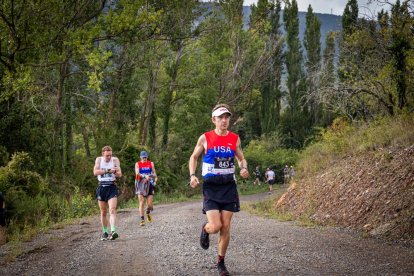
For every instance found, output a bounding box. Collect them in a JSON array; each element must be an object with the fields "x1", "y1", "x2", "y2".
[{"x1": 0, "y1": 192, "x2": 413, "y2": 275}]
